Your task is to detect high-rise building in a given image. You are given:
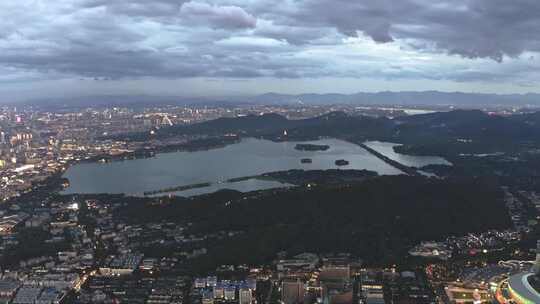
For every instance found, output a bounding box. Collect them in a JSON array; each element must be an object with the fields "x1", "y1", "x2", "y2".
[
  {"x1": 206, "y1": 276, "x2": 218, "y2": 287},
  {"x1": 213, "y1": 283, "x2": 224, "y2": 299},
  {"x1": 239, "y1": 286, "x2": 252, "y2": 304},
  {"x1": 281, "y1": 279, "x2": 305, "y2": 304},
  {"x1": 224, "y1": 286, "x2": 236, "y2": 301},
  {"x1": 194, "y1": 278, "x2": 206, "y2": 289},
  {"x1": 202, "y1": 290, "x2": 214, "y2": 304},
  {"x1": 320, "y1": 264, "x2": 353, "y2": 304},
  {"x1": 246, "y1": 278, "x2": 257, "y2": 290},
  {"x1": 324, "y1": 289, "x2": 353, "y2": 304},
  {"x1": 320, "y1": 266, "x2": 350, "y2": 282}
]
